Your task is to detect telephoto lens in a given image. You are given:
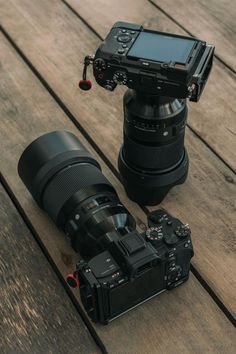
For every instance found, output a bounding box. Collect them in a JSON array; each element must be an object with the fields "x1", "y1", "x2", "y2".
[{"x1": 18, "y1": 131, "x2": 136, "y2": 257}]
